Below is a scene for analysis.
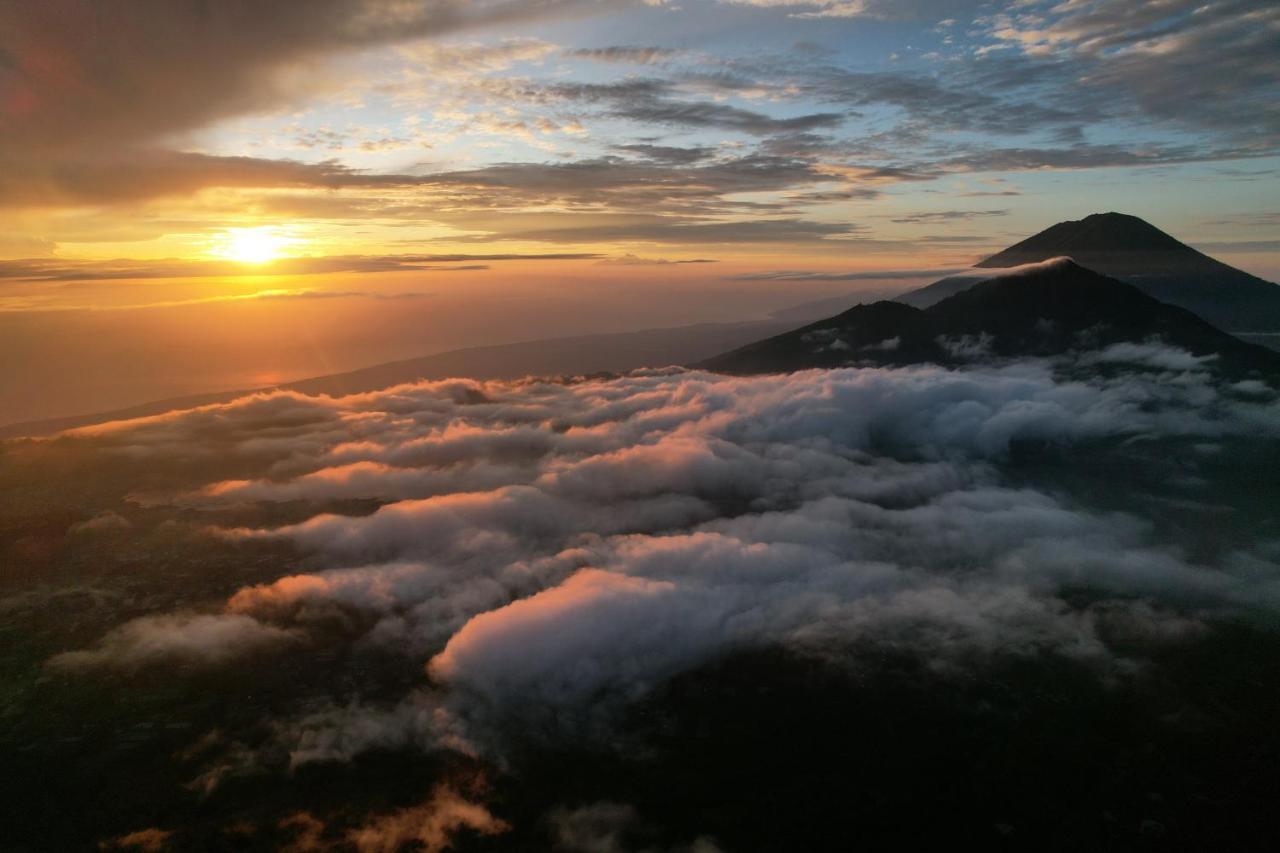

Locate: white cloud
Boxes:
[49,359,1280,761]
[48,613,299,672]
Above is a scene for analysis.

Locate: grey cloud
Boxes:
[1202,213,1280,228]
[612,144,719,165]
[889,210,1009,224]
[0,151,393,208]
[0,1,643,210]
[977,0,1280,144]
[551,802,639,853]
[807,68,1089,135]
[618,101,843,135]
[550,801,724,853]
[1196,240,1280,254]
[685,55,1094,139]
[407,153,832,220]
[568,46,681,64]
[0,0,607,158]
[733,267,964,282]
[548,79,846,135]
[957,190,1022,198]
[934,142,1262,174]
[446,216,860,244]
[786,188,882,203]
[718,0,990,22]
[48,613,300,672]
[757,131,847,158]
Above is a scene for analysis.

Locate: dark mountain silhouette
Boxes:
[898,212,1280,332]
[895,268,1005,309]
[698,258,1280,377]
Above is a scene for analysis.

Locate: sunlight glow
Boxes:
[216,227,293,264]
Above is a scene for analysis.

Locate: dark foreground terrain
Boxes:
[3,341,1280,850]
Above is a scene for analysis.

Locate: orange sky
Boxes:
[1,1,1276,421]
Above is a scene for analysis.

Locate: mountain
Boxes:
[0,317,816,439]
[698,258,1280,377]
[894,261,1054,310]
[899,212,1280,332]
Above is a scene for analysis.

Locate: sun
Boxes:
[217,227,292,264]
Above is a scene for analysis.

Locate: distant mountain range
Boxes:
[0,317,819,439]
[698,258,1280,378]
[901,212,1280,333]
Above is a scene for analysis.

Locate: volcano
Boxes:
[697,257,1280,377]
[898,212,1280,333]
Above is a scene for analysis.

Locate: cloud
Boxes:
[1203,213,1280,229]
[0,151,395,208]
[275,784,509,853]
[681,57,1092,140]
[392,152,838,223]
[716,0,873,20]
[0,253,602,283]
[785,188,882,203]
[99,827,173,852]
[0,235,56,259]
[718,0,989,20]
[550,802,724,853]
[977,0,1280,143]
[611,144,718,165]
[4,0,1273,257]
[596,254,718,265]
[0,1,631,208]
[546,79,847,135]
[428,568,689,706]
[732,267,963,281]
[4,5,1279,842]
[568,46,681,64]
[1195,240,1280,254]
[935,142,1258,174]
[345,784,509,853]
[890,210,1010,224]
[551,802,642,853]
[448,216,858,244]
[69,510,133,534]
[0,0,602,158]
[1082,341,1219,372]
[44,356,1280,765]
[48,613,300,671]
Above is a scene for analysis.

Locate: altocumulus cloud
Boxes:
[51,353,1280,761]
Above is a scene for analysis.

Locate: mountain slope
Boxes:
[699,258,1280,377]
[0,318,804,439]
[896,258,1071,309]
[957,212,1280,331]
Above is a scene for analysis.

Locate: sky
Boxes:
[1,0,1278,420]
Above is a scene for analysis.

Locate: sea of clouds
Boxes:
[48,349,1280,776]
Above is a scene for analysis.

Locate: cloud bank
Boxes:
[46,353,1280,768]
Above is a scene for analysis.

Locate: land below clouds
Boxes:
[3,349,1280,850]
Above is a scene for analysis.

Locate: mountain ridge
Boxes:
[699,259,1280,378]
[949,212,1280,331]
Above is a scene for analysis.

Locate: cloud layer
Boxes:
[47,353,1280,765]
[4,0,1275,259]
